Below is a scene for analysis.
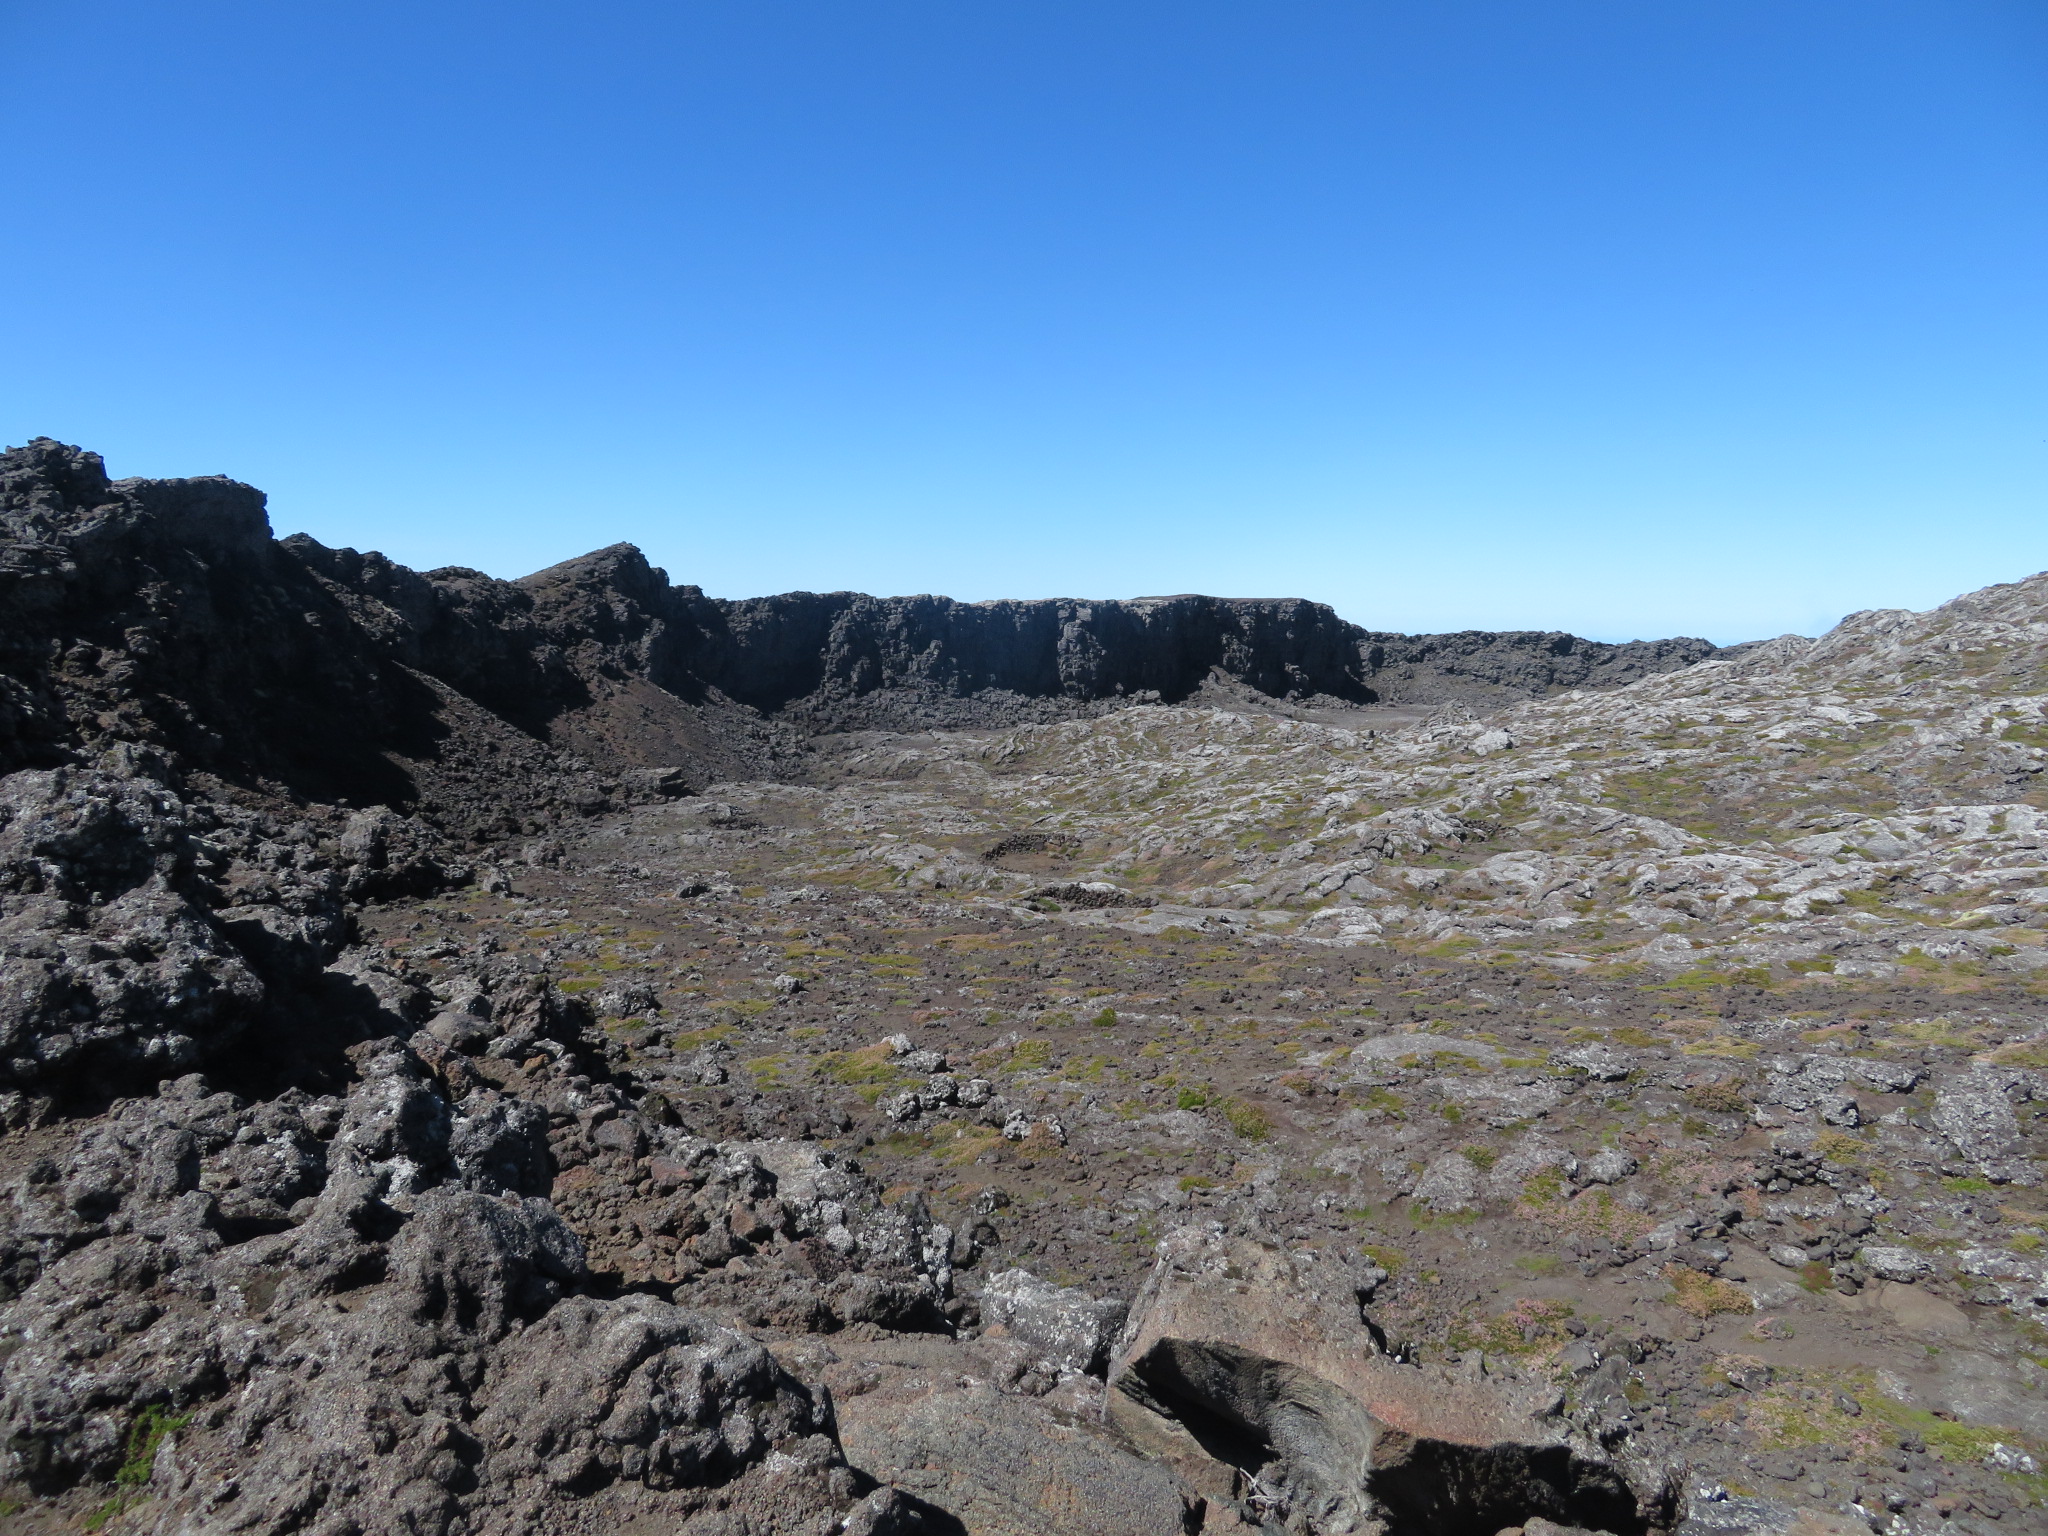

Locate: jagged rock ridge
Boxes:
[1,438,1715,828]
[690,582,1717,722]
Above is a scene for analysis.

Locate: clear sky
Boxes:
[4,2,2045,644]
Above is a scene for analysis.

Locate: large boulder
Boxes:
[976,1268,1128,1376]
[834,1372,1203,1536]
[1107,1227,1658,1536]
[469,1293,830,1493]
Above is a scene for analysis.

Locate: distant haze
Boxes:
[3,2,2044,645]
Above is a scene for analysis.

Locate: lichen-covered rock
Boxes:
[0,767,342,1092]
[976,1268,1128,1376]
[471,1294,827,1492]
[833,1375,1198,1536]
[1412,1150,1482,1212]
[1932,1067,2038,1186]
[1579,1149,1638,1186]
[0,1010,897,1534]
[387,1188,586,1339]
[1860,1245,1932,1284]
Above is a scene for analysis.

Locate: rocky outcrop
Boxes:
[675,589,1715,728]
[1107,1228,1666,1536]
[1349,628,1719,708]
[688,590,1373,716]
[0,1008,895,1534]
[0,762,372,1104]
[0,438,667,837]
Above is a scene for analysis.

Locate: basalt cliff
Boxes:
[1,437,1711,832]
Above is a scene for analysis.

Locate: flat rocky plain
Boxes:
[2,439,2045,1536]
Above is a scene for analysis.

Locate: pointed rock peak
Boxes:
[1,436,113,513]
[2,436,269,552]
[518,542,671,603]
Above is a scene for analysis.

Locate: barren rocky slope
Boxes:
[2,438,2045,1536]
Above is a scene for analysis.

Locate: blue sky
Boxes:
[4,2,2045,644]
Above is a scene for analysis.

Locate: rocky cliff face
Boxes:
[677,588,1717,729]
[0,439,638,835]
[685,589,1379,717]
[0,440,1716,824]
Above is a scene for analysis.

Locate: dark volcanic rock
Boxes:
[0,438,1800,1536]
[1351,626,1719,706]
[0,763,350,1100]
[1,438,1718,819]
[680,590,1716,725]
[0,1020,872,1533]
[0,437,1722,1101]
[0,438,627,832]
[690,590,1381,714]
